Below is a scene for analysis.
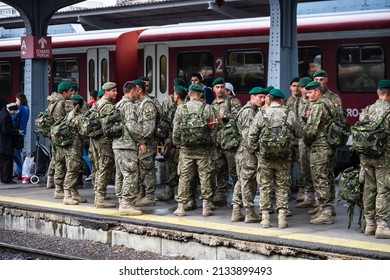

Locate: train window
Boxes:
[0,62,12,96]
[160,55,167,94]
[88,59,95,91]
[225,50,265,92]
[100,58,108,88]
[146,56,153,93]
[298,47,322,77]
[19,61,25,94]
[177,52,213,86]
[52,59,79,93]
[337,45,385,92]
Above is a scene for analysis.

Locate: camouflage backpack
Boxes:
[338,166,364,228]
[180,103,211,146]
[35,101,60,138]
[152,99,170,142]
[259,108,291,158]
[351,107,390,158]
[220,97,241,150]
[79,107,103,139]
[50,116,72,147]
[101,107,123,138]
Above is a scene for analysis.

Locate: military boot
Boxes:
[213,193,227,207]
[119,198,142,216]
[135,194,156,207]
[231,204,245,222]
[71,189,87,203]
[310,206,334,224]
[375,219,390,239]
[173,203,185,217]
[308,205,321,215]
[364,218,376,236]
[202,200,214,217]
[95,193,116,208]
[260,210,270,228]
[296,188,304,203]
[245,207,261,223]
[46,175,54,189]
[63,190,79,205]
[296,192,316,208]
[157,186,174,201]
[53,185,64,199]
[184,199,197,210]
[278,209,289,229]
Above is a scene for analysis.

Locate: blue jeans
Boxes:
[83,146,92,174]
[14,148,23,175]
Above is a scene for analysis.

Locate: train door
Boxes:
[144,44,169,103]
[87,48,109,95]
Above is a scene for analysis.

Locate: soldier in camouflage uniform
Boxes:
[248,89,302,228]
[295,77,317,208]
[358,80,390,239]
[133,79,158,207]
[55,95,88,205]
[158,84,187,201]
[303,81,335,224]
[211,78,241,206]
[172,84,217,217]
[51,82,74,199]
[90,82,117,208]
[113,81,142,216]
[313,70,343,209]
[285,77,304,199]
[231,87,266,223]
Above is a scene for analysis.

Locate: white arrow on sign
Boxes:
[38,37,47,48]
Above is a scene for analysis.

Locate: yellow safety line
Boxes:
[1,195,389,254]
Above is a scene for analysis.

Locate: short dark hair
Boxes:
[269,94,282,102]
[139,76,150,82]
[123,81,137,94]
[89,90,98,100]
[190,72,203,83]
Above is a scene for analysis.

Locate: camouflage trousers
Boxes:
[165,148,179,190]
[139,152,156,196]
[90,137,114,195]
[232,146,258,208]
[176,149,213,203]
[54,145,83,191]
[291,143,303,190]
[213,146,238,196]
[299,139,314,193]
[47,142,56,177]
[114,148,138,201]
[259,157,291,212]
[329,149,337,201]
[361,155,390,221]
[309,146,333,207]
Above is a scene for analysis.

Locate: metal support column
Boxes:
[267,0,298,97]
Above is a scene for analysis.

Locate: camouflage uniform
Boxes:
[90,96,115,198]
[136,95,157,201]
[303,97,335,209]
[112,96,140,202]
[211,95,241,204]
[359,99,390,226]
[173,99,217,204]
[232,101,259,208]
[248,105,302,213]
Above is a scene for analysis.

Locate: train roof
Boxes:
[138,10,390,44]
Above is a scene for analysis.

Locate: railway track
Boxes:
[0,242,85,260]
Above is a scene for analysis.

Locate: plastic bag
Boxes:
[22,156,35,184]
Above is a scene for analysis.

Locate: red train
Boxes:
[0,10,389,123]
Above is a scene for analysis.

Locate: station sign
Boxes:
[20,36,52,59]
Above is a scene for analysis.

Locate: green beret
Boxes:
[305,81,321,90]
[97,89,104,98]
[313,70,327,78]
[133,79,146,88]
[71,94,84,102]
[290,77,300,85]
[70,83,79,91]
[212,77,225,87]
[269,88,285,99]
[57,82,72,92]
[189,84,203,93]
[102,82,117,91]
[175,86,188,94]
[249,87,267,95]
[174,78,186,87]
[265,86,274,94]
[299,77,312,87]
[378,79,390,90]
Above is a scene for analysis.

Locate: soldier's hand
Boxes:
[139,144,147,155]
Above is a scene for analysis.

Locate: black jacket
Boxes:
[0,107,20,156]
[0,96,7,111]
